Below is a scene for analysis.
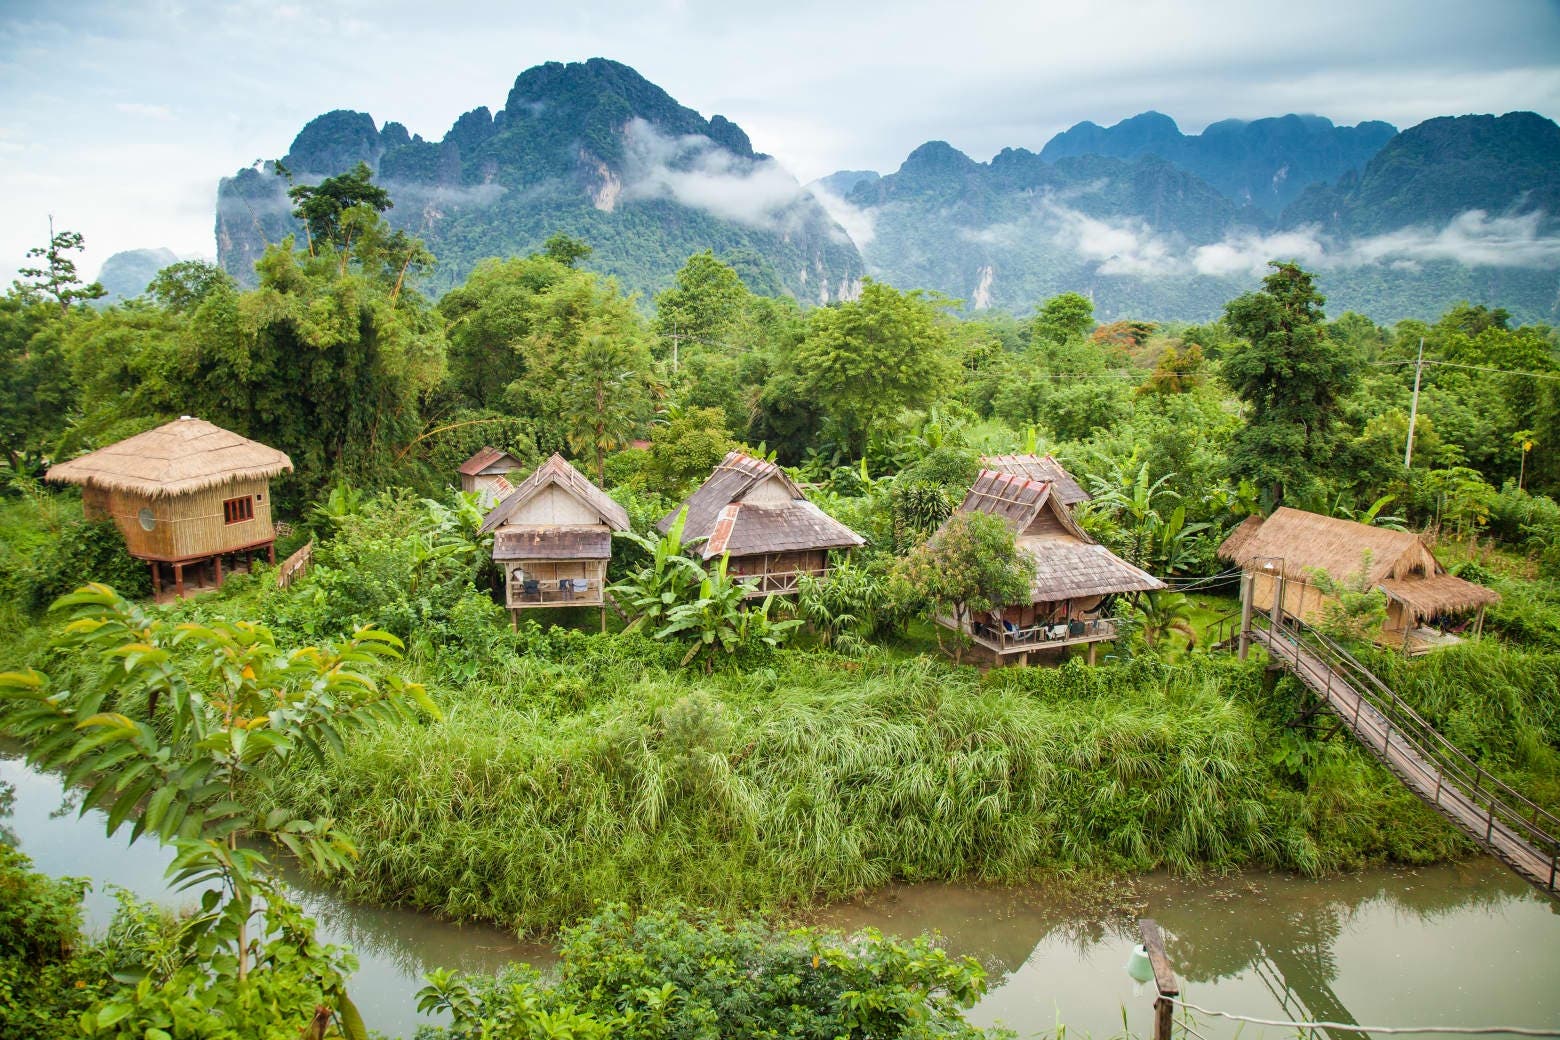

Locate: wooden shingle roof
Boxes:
[660,451,865,560]
[493,527,612,560]
[459,446,526,477]
[478,454,629,534]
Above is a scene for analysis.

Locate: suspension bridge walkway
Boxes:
[1243,612,1560,898]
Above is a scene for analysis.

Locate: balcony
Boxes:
[946,616,1119,655]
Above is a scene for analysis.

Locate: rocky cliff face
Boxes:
[215,59,865,301]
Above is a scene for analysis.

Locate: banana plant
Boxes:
[655,555,801,669]
[609,508,708,631]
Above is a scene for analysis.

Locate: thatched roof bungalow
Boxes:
[981,453,1091,508]
[46,416,293,599]
[1217,507,1500,653]
[657,451,864,597]
[937,468,1163,662]
[479,454,629,622]
[458,446,528,508]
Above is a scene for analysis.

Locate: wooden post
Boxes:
[267,543,276,565]
[1087,642,1097,666]
[1138,919,1179,1040]
[1237,571,1254,660]
[600,606,607,634]
[150,562,161,599]
[1474,605,1486,641]
[173,563,185,599]
[214,555,223,589]
[1268,568,1285,631]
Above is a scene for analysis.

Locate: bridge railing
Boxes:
[1253,611,1560,892]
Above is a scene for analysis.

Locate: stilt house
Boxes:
[981,453,1092,509]
[937,468,1163,663]
[45,416,293,600]
[1217,507,1500,654]
[658,451,864,597]
[458,447,528,508]
[478,454,629,620]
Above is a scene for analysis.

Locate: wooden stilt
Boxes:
[150,562,161,598]
[267,543,276,565]
[1237,571,1254,660]
[1474,605,1486,641]
[600,606,607,634]
[173,564,185,599]
[214,556,223,588]
[511,609,518,632]
[1017,651,1028,667]
[1087,642,1097,666]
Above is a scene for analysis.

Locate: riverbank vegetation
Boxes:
[2,173,1559,1036]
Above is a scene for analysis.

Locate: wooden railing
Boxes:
[275,540,314,590]
[732,567,829,597]
[955,617,1117,653]
[1252,612,1560,896]
[509,578,605,607]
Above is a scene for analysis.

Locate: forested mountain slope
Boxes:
[216,58,864,301]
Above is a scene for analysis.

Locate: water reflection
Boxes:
[7,745,1559,1040]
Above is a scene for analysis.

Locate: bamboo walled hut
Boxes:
[658,451,865,597]
[46,417,293,599]
[981,453,1092,509]
[458,447,528,508]
[1217,507,1500,653]
[478,454,629,623]
[937,468,1163,663]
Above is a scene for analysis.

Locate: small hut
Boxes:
[458,447,527,508]
[937,468,1163,663]
[658,451,864,597]
[478,454,629,624]
[46,416,293,599]
[981,453,1091,509]
[1217,507,1500,653]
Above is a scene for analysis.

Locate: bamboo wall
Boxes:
[98,477,277,561]
[504,559,608,607]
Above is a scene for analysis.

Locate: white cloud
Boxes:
[620,117,810,231]
[805,181,875,247]
[1047,203,1184,277]
[1190,228,1328,277]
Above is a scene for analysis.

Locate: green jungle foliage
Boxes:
[2,194,1560,1036]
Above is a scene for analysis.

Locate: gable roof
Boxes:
[46,417,292,498]
[659,451,864,559]
[1216,507,1498,618]
[950,468,1163,601]
[478,454,629,534]
[981,454,1091,506]
[459,446,527,477]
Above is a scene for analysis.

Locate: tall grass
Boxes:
[261,649,1465,935]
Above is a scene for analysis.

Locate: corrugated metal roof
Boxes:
[459,446,525,477]
[982,454,1091,506]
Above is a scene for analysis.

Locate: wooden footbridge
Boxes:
[1239,610,1560,898]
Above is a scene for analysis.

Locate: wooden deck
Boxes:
[948,617,1117,656]
[1250,620,1560,897]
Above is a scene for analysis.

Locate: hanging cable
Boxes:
[1169,996,1560,1037]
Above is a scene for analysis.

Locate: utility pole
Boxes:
[1404,336,1425,468]
[671,321,680,375]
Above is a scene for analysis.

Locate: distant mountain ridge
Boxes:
[93,247,178,306]
[1039,111,1396,215]
[829,110,1560,323]
[216,58,864,301]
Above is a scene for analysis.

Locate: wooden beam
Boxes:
[1138,918,1178,1040]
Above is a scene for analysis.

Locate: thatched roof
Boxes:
[493,527,612,561]
[952,468,1164,602]
[982,454,1091,506]
[1380,573,1500,618]
[479,454,629,534]
[660,451,864,560]
[46,417,292,498]
[459,446,526,477]
[1217,507,1499,619]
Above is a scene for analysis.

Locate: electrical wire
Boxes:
[1169,997,1560,1037]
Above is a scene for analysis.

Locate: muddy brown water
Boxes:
[5,754,1558,1038]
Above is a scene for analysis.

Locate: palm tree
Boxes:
[561,331,650,482]
[1139,591,1198,654]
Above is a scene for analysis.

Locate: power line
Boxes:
[1170,997,1560,1037]
[1367,358,1560,383]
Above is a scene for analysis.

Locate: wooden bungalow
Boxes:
[477,453,629,624]
[458,446,528,508]
[1217,507,1500,654]
[657,451,865,597]
[936,468,1163,663]
[46,416,293,600]
[981,453,1092,509]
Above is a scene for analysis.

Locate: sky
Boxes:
[1,0,1558,279]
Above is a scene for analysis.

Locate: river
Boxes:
[4,753,1558,1038]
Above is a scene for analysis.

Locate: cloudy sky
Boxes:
[1,0,1558,278]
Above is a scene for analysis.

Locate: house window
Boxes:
[223,496,254,525]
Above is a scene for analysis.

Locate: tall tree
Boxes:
[1222,261,1355,507]
[1031,291,1094,347]
[12,219,104,316]
[889,511,1032,664]
[284,161,392,256]
[560,331,654,482]
[790,280,955,458]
